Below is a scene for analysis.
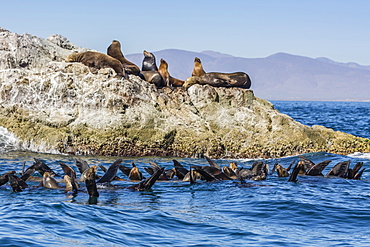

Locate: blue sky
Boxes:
[1,0,370,64]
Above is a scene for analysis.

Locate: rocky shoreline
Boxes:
[1,28,369,158]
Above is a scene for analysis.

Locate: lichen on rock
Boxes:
[1,28,370,158]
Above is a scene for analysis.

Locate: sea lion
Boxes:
[184,57,251,89]
[7,174,25,192]
[142,50,159,71]
[297,155,315,175]
[346,162,363,179]
[172,159,189,180]
[326,160,350,178]
[66,51,127,79]
[158,59,184,87]
[191,57,206,76]
[83,166,99,198]
[64,175,78,193]
[42,172,60,189]
[0,171,15,186]
[145,161,170,181]
[127,167,164,191]
[128,163,143,181]
[107,40,140,75]
[184,72,251,89]
[222,166,237,179]
[139,50,164,87]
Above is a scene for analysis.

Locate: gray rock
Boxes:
[0,28,369,157]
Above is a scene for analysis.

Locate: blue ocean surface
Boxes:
[0,101,370,246]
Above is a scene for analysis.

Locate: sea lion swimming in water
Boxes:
[127,167,165,191]
[66,51,128,79]
[128,163,143,181]
[107,40,140,76]
[83,166,99,198]
[326,160,350,178]
[42,172,60,189]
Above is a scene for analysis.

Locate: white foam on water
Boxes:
[347,152,370,160]
[0,126,20,153]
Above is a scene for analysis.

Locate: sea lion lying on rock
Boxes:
[184,57,251,89]
[66,51,127,79]
[107,40,140,76]
[183,72,251,89]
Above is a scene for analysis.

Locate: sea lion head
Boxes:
[276,164,288,177]
[159,59,168,69]
[229,162,238,171]
[183,76,199,89]
[66,53,79,62]
[129,165,143,181]
[194,57,202,64]
[111,40,121,48]
[143,50,155,59]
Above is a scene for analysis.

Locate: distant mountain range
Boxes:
[126,50,370,101]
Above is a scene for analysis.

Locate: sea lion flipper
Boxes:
[306,160,331,176]
[326,160,350,177]
[203,155,220,169]
[128,167,164,191]
[119,164,131,177]
[354,168,366,180]
[75,158,90,175]
[288,163,303,182]
[34,158,58,177]
[191,166,216,182]
[7,174,23,192]
[20,164,37,181]
[59,162,77,179]
[96,158,123,183]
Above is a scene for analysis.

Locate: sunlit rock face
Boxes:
[0,28,369,158]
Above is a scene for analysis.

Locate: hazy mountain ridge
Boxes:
[126,50,370,101]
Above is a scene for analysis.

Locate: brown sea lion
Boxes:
[185,57,251,89]
[127,167,164,191]
[128,163,143,181]
[191,57,206,76]
[66,51,127,79]
[83,166,99,199]
[107,40,140,75]
[184,72,251,89]
[158,59,184,87]
[139,50,164,87]
[42,172,60,189]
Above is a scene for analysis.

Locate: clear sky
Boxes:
[1,0,370,64]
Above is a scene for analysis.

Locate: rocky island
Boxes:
[0,28,369,158]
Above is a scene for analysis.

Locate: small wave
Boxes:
[0,126,20,153]
[347,152,370,160]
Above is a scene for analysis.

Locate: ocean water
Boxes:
[0,101,370,246]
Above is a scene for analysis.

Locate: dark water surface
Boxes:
[1,101,370,246]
